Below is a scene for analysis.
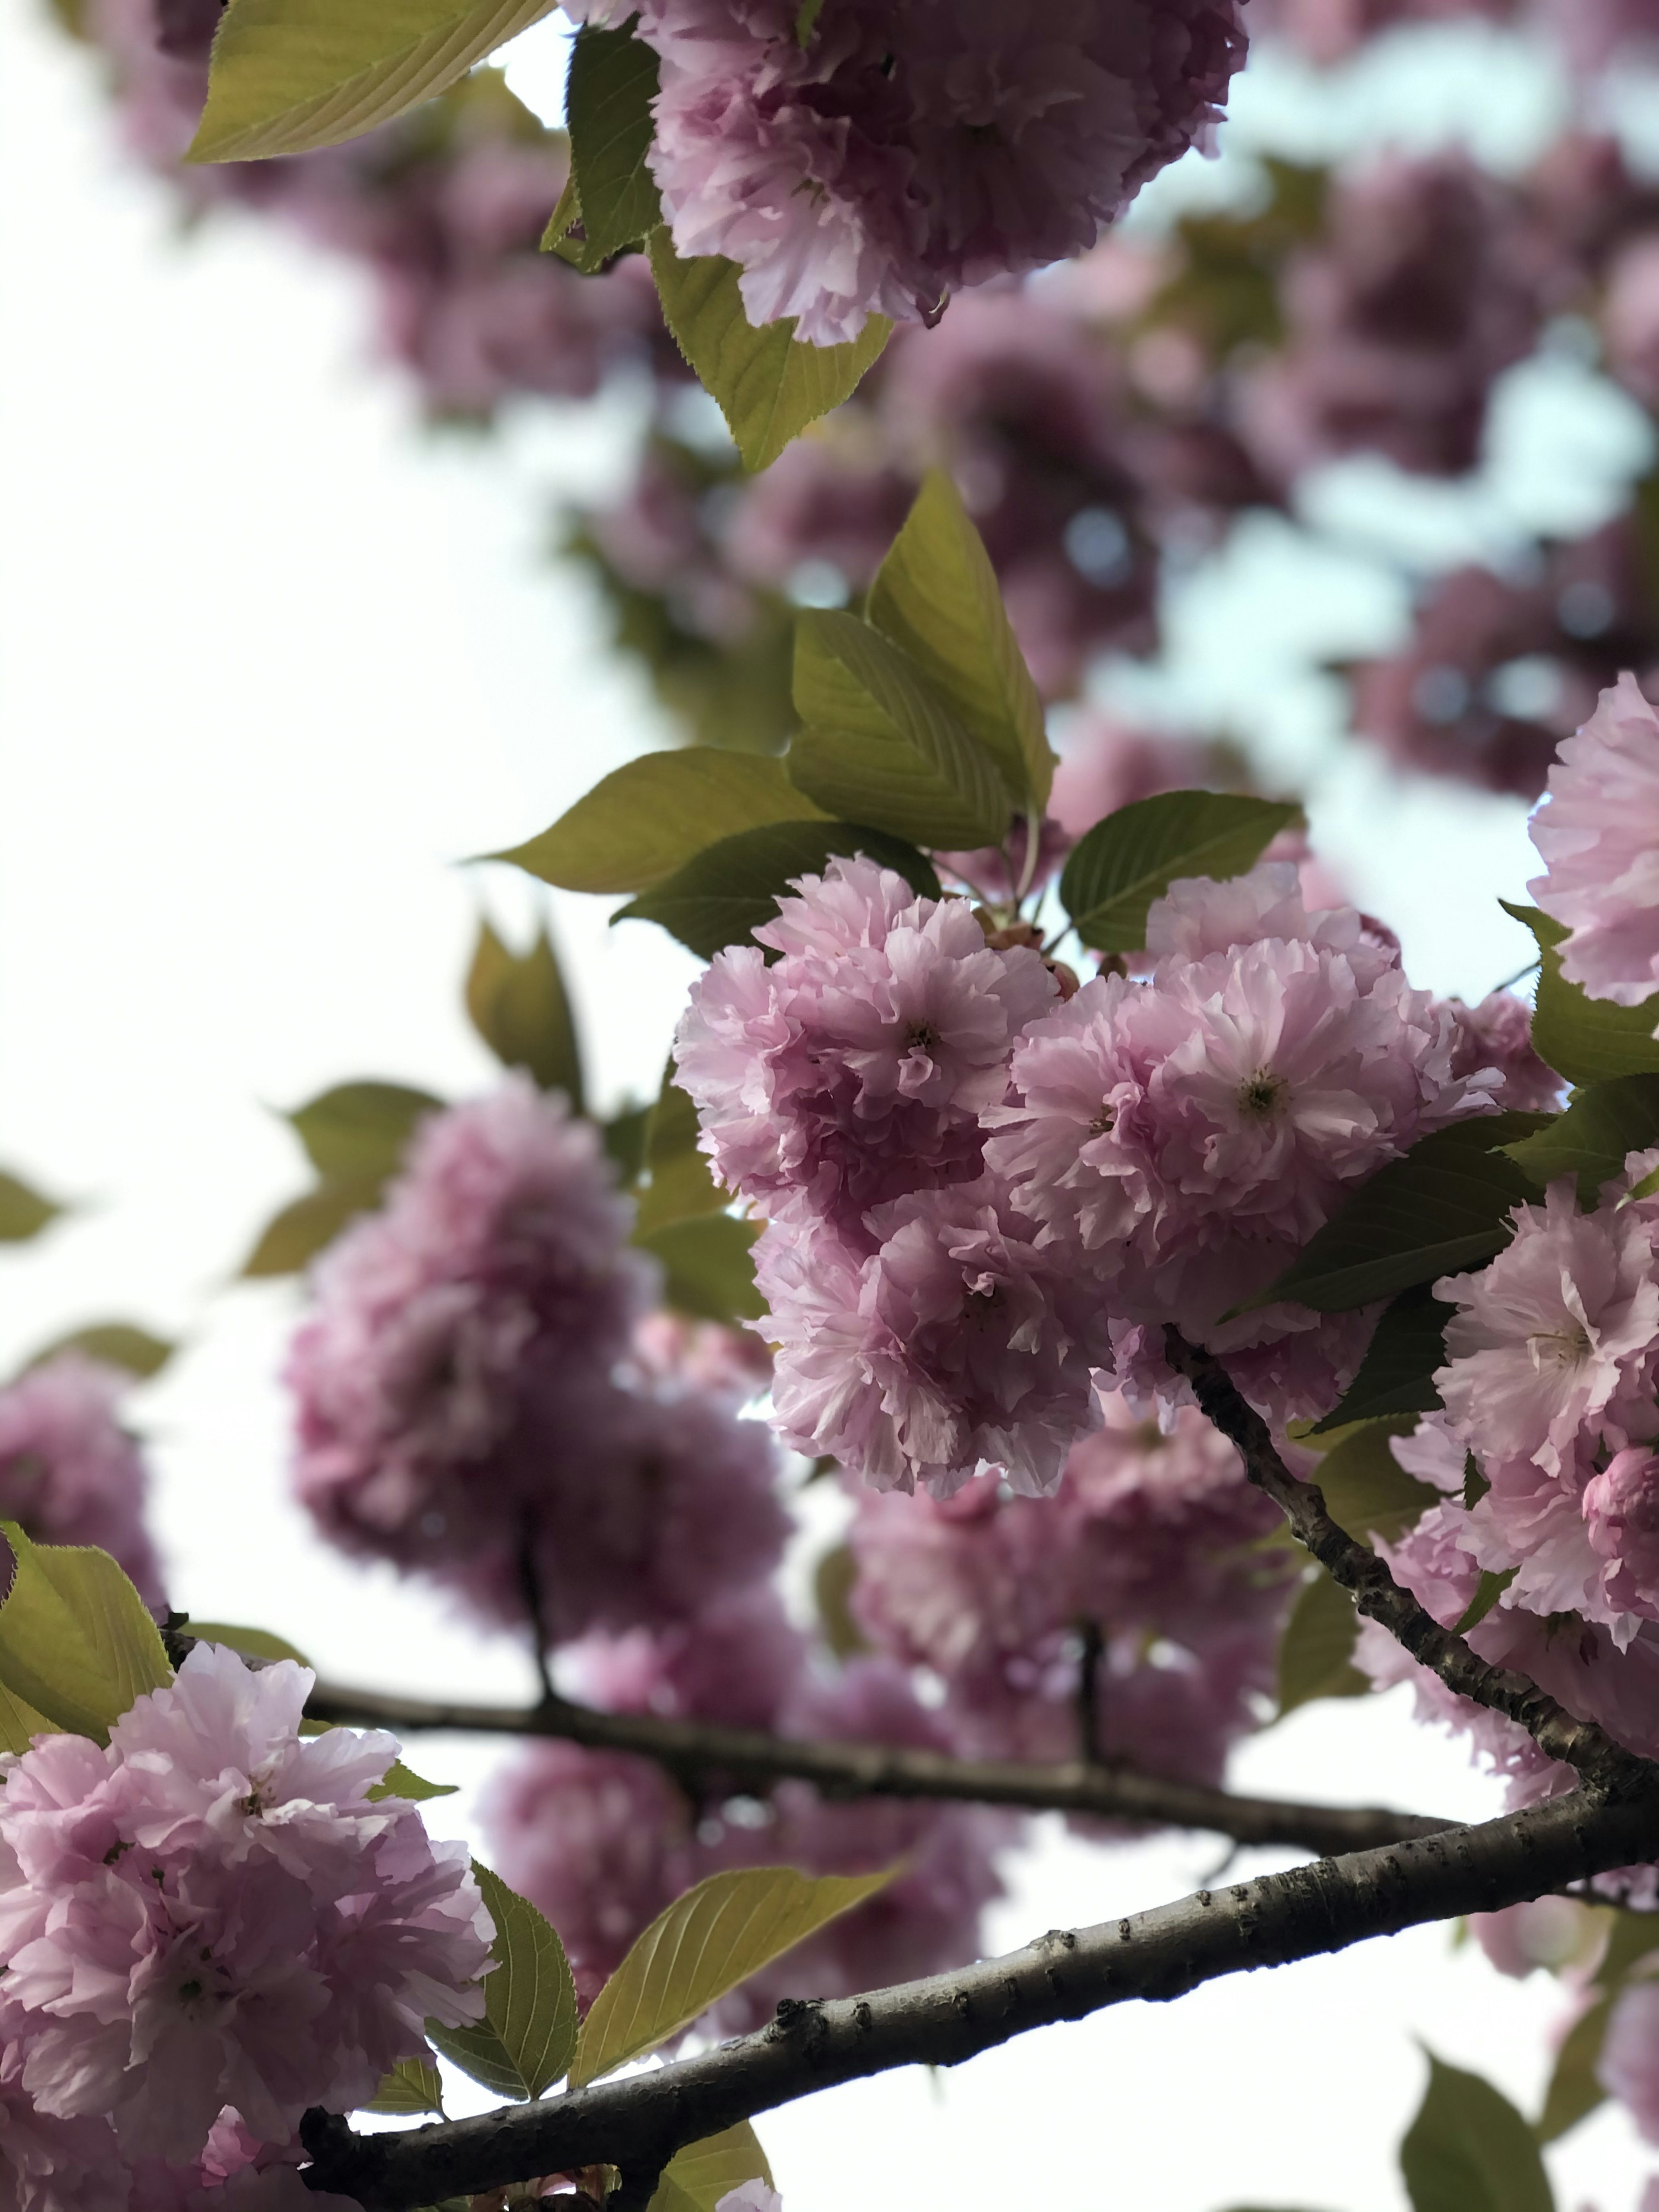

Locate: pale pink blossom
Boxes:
[1586,1447,1659,1625]
[676,858,1054,1247]
[1435,1184,1659,1481]
[0,2031,128,2212]
[637,0,1249,346]
[1469,1896,1603,1980]
[716,2188,783,2212]
[0,1352,165,1607]
[1529,674,1659,1008]
[758,1183,1110,1498]
[1602,1982,1659,2144]
[0,1643,491,2168]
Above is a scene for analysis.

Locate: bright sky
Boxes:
[1,6,1656,2205]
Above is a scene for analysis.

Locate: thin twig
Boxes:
[304,1678,1449,1856]
[302,1780,1659,2210]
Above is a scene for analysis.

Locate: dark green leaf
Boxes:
[615,818,940,960]
[1245,1113,1552,1314]
[23,1323,175,1380]
[651,2121,774,2212]
[489,751,829,895]
[636,1062,724,1236]
[865,469,1052,811]
[1275,1570,1367,1717]
[363,2056,445,2117]
[1308,1287,1450,1434]
[1452,1568,1517,1635]
[1501,1074,1659,1202]
[0,1170,61,1243]
[1501,903,1659,1086]
[1400,2053,1554,2212]
[287,1081,443,1178]
[788,610,1011,849]
[1535,1993,1611,2144]
[1058,791,1304,953]
[465,920,584,1108]
[426,1863,579,2101]
[636,1214,763,1325]
[240,1174,387,1278]
[1309,1422,1441,1543]
[188,0,557,161]
[0,1525,172,1744]
[603,1101,652,1186]
[648,230,891,472]
[557,23,660,264]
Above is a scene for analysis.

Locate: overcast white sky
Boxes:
[2,6,1657,2206]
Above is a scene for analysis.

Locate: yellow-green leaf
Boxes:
[570,1863,894,2087]
[1401,2053,1554,2212]
[1308,1423,1440,1544]
[466,919,584,1109]
[866,470,1052,811]
[636,1214,763,1325]
[650,2122,774,2212]
[559,22,660,264]
[184,1621,311,1666]
[492,752,828,896]
[1535,1994,1611,2144]
[426,1864,579,2101]
[188,0,559,163]
[1059,791,1303,954]
[287,1082,443,1178]
[23,1322,175,1380]
[635,1062,725,1236]
[0,1170,61,1243]
[0,1677,63,1755]
[368,1759,459,1804]
[648,230,890,472]
[363,2055,445,2117]
[0,1526,172,1743]
[1276,1570,1367,1718]
[240,1175,388,1278]
[1500,902,1659,1087]
[788,611,1011,850]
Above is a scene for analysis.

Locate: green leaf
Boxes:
[0,1678,63,1755]
[188,0,557,162]
[287,1081,443,1178]
[813,1543,868,1661]
[22,1322,175,1380]
[1501,903,1659,1086]
[1501,1074,1659,1202]
[1400,2053,1554,2212]
[570,1863,894,2087]
[362,2056,445,2117]
[603,1100,653,1187]
[865,470,1052,811]
[637,1214,763,1325]
[0,1526,172,1743]
[557,23,660,265]
[636,1062,724,1236]
[466,920,584,1109]
[369,1759,459,1804]
[0,1169,61,1243]
[1308,1287,1451,1434]
[1535,1993,1611,2144]
[184,1621,311,1665]
[793,0,825,41]
[490,751,830,896]
[650,2122,774,2212]
[1275,1570,1367,1717]
[241,1174,387,1278]
[1309,1421,1441,1543]
[493,747,832,893]
[426,1863,580,2102]
[788,610,1011,849]
[1246,1113,1552,1315]
[648,230,892,472]
[615,818,940,960]
[1452,1567,1517,1636]
[1058,791,1304,953]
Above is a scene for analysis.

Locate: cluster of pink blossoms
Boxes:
[0,1352,165,1609]
[682,853,1526,1492]
[570,0,1247,344]
[0,1642,490,2212]
[287,1077,789,1647]
[848,1390,1297,1792]
[1529,673,1659,1012]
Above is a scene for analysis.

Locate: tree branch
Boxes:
[303,1780,1659,2210]
[1163,1329,1649,1788]
[304,1678,1448,1856]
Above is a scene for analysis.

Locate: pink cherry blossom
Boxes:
[636,0,1249,346]
[0,1351,165,1608]
[1434,1183,1659,1482]
[758,1182,1110,1499]
[1602,1981,1659,2144]
[1529,673,1659,1008]
[717,2189,783,2212]
[1445,991,1562,1114]
[1468,1896,1601,1980]
[677,858,1055,1248]
[1586,1448,1659,1624]
[0,1643,490,2170]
